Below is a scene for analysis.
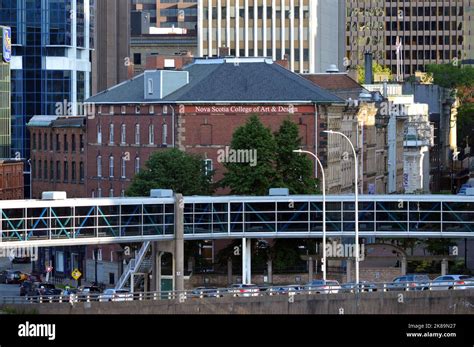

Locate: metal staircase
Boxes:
[116,241,152,290]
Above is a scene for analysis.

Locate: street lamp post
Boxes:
[324,130,360,285]
[293,149,326,281]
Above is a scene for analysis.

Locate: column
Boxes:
[441,259,448,276]
[401,256,407,275]
[308,256,313,282]
[151,242,163,292]
[242,238,252,284]
[280,0,285,59]
[198,0,204,56]
[308,0,317,73]
[174,194,184,291]
[267,258,273,284]
[298,0,303,72]
[227,257,233,285]
[253,0,258,56]
[244,0,249,56]
[346,259,352,283]
[289,0,294,70]
[271,0,276,60]
[226,0,231,48]
[217,0,222,49]
[208,0,213,56]
[235,0,240,56]
[263,0,267,56]
[130,273,134,294]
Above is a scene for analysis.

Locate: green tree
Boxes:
[424,239,457,256]
[126,149,214,196]
[274,118,319,194]
[426,64,474,90]
[357,62,392,84]
[220,115,277,195]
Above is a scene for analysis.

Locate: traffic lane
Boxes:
[0,283,20,297]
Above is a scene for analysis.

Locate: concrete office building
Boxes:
[464,0,474,64]
[198,0,346,73]
[131,0,198,30]
[346,0,472,77]
[92,0,131,95]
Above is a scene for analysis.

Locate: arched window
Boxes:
[109,155,114,178]
[135,124,140,145]
[134,157,140,174]
[148,124,154,145]
[97,155,102,177]
[121,156,127,178]
[121,124,126,144]
[97,124,102,144]
[109,123,114,144]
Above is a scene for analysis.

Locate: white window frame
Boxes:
[109,156,114,178]
[109,123,114,144]
[97,124,102,144]
[135,124,140,145]
[135,157,140,174]
[121,157,126,178]
[97,155,102,177]
[149,124,154,145]
[121,124,126,145]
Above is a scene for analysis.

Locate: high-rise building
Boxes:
[131,0,198,31]
[0,0,93,163]
[92,0,131,94]
[0,25,11,158]
[464,0,474,64]
[198,0,346,73]
[346,0,472,77]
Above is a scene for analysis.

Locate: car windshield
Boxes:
[310,281,325,285]
[104,289,115,294]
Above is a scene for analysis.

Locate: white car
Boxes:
[99,289,134,302]
[229,284,260,297]
[306,280,341,294]
[430,275,474,291]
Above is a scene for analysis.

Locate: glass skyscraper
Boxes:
[0,25,11,159]
[0,0,93,161]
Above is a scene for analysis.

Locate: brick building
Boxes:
[27,116,87,199]
[0,160,24,200]
[85,57,358,197]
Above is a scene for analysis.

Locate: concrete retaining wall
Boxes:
[2,290,473,315]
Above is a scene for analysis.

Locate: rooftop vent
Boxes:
[269,188,290,196]
[326,64,339,73]
[42,191,67,200]
[150,189,174,198]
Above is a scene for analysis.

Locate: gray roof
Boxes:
[86,59,344,104]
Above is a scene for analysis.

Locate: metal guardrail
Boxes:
[2,281,474,305]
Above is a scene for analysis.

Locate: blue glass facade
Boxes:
[0,0,91,197]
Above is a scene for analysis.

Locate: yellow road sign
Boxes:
[71,269,82,280]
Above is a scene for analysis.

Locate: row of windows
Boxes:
[97,123,167,146]
[386,49,461,61]
[385,6,463,17]
[384,35,463,46]
[32,160,84,183]
[96,155,141,179]
[384,21,463,32]
[32,132,84,152]
[92,188,126,198]
[96,105,156,115]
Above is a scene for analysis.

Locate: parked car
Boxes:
[99,289,133,302]
[77,286,103,301]
[11,257,31,264]
[340,281,378,293]
[19,281,36,296]
[0,270,22,284]
[229,284,260,297]
[386,274,431,291]
[268,285,305,296]
[430,275,474,291]
[25,283,62,302]
[306,280,341,294]
[191,287,221,298]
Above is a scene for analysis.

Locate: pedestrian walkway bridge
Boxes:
[0,194,473,247]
